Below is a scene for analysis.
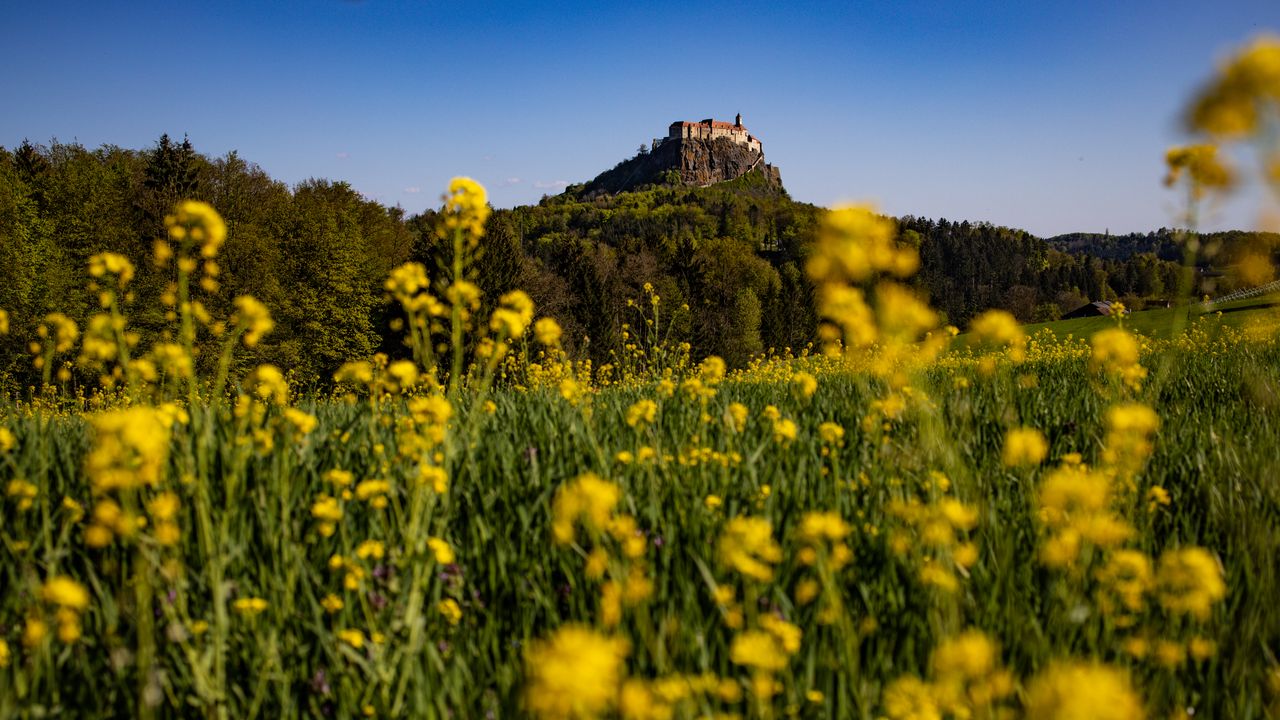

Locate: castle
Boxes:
[660,114,763,154]
[584,113,780,195]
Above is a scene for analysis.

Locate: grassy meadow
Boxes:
[2,34,1280,720]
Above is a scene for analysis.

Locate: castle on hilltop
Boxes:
[660,114,763,154]
[585,113,780,195]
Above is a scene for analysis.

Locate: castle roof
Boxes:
[669,119,747,131]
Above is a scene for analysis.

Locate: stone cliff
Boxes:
[581,136,782,196]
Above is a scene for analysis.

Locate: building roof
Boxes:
[669,119,747,131]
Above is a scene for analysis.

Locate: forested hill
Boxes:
[1048,229,1280,263]
[0,137,1242,386]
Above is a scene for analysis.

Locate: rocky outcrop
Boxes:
[582,137,782,196]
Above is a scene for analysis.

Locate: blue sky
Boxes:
[2,0,1276,236]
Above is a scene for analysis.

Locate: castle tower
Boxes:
[735,113,742,127]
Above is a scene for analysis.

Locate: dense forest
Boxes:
[0,137,1262,387]
[1049,229,1280,265]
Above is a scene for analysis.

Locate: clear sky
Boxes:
[2,0,1277,237]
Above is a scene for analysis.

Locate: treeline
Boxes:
[0,137,1225,387]
[1049,229,1280,265]
[0,137,414,387]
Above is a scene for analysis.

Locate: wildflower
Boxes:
[882,676,940,720]
[772,418,798,445]
[418,464,448,493]
[718,516,783,582]
[0,638,8,667]
[1002,427,1048,467]
[818,421,845,445]
[337,629,365,649]
[85,407,171,493]
[321,594,344,614]
[730,629,789,672]
[0,427,13,453]
[6,478,37,511]
[704,494,723,510]
[534,317,563,346]
[1164,144,1235,196]
[1187,36,1280,137]
[88,251,136,287]
[1096,550,1154,619]
[0,308,7,335]
[552,473,621,545]
[523,625,628,720]
[42,576,90,611]
[699,356,726,384]
[232,597,269,617]
[1156,547,1226,621]
[1023,661,1144,720]
[311,496,343,537]
[427,536,455,564]
[1091,327,1146,389]
[440,177,491,243]
[625,399,658,428]
[969,309,1027,359]
[167,200,227,257]
[245,364,289,405]
[232,295,274,346]
[726,402,749,431]
[283,408,318,436]
[491,290,535,339]
[438,598,463,625]
[355,539,385,560]
[790,371,817,400]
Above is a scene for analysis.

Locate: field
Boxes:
[1,188,1279,720]
[3,37,1280,720]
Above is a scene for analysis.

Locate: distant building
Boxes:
[665,113,763,154]
[1062,300,1123,319]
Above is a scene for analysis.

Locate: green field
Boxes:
[1020,293,1280,341]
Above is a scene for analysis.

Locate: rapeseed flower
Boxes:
[718,516,782,582]
[1002,427,1048,467]
[523,625,628,720]
[1156,547,1226,621]
[1023,661,1145,720]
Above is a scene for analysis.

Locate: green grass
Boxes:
[1022,293,1280,340]
[2,329,1279,718]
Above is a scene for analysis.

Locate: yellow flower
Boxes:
[337,629,365,649]
[625,399,658,428]
[523,625,628,720]
[1187,36,1280,138]
[232,597,269,617]
[321,594,344,614]
[88,252,136,286]
[790,371,818,400]
[440,177,491,243]
[1002,427,1048,467]
[232,295,274,346]
[534,317,563,346]
[355,539,385,560]
[718,516,782,582]
[0,638,9,667]
[969,309,1026,357]
[0,427,13,453]
[726,402,749,431]
[699,356,727,384]
[1164,144,1235,196]
[772,418,798,445]
[42,576,90,611]
[437,598,463,626]
[85,407,171,493]
[167,200,227,257]
[1024,661,1145,720]
[283,408,318,436]
[1156,547,1226,621]
[427,536,456,564]
[1091,327,1146,389]
[931,630,996,681]
[818,421,845,445]
[882,675,940,720]
[0,308,8,335]
[491,290,535,339]
[245,364,289,405]
[729,629,789,672]
[552,473,621,545]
